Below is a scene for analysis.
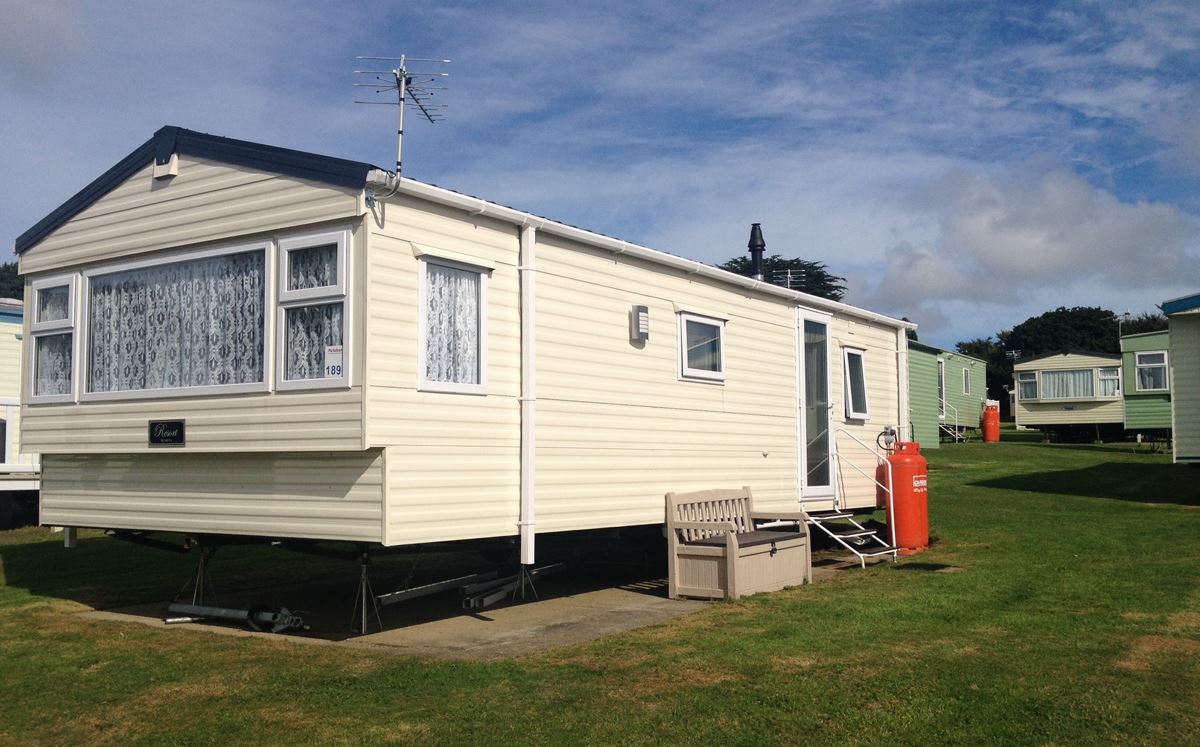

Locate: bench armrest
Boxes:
[672,520,738,534]
[750,510,808,522]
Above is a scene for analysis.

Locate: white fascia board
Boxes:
[366,171,917,332]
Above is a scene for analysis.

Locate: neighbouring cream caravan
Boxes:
[1012,350,1123,437]
[0,298,40,518]
[16,127,913,562]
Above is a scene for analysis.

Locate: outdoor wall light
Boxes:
[630,305,649,343]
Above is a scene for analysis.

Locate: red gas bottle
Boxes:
[982,400,1000,443]
[874,441,929,554]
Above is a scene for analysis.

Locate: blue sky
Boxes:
[2,0,1198,347]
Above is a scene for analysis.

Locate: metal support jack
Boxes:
[350,552,383,635]
[175,542,218,606]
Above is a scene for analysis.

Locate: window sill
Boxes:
[418,380,488,396]
[276,377,352,393]
[79,381,271,403]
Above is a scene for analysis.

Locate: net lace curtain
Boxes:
[425,264,479,384]
[87,252,265,392]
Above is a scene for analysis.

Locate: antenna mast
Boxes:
[354,55,451,175]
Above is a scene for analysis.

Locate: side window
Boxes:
[1135,352,1168,391]
[419,257,488,394]
[30,275,77,402]
[1016,371,1037,400]
[278,229,350,389]
[937,359,945,417]
[843,347,869,419]
[678,313,725,382]
[963,367,970,396]
[1098,367,1120,397]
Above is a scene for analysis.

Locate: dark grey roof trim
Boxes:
[16,126,380,254]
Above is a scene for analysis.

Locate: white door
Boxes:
[799,312,835,501]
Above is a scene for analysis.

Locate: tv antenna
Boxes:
[354,55,451,175]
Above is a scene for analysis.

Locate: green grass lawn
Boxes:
[1,440,1198,745]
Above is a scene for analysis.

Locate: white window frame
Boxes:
[962,367,971,396]
[677,312,726,383]
[79,240,274,402]
[417,255,489,395]
[842,346,870,420]
[276,227,353,392]
[1134,351,1169,392]
[28,273,80,404]
[1016,371,1038,401]
[937,359,945,419]
[1098,366,1121,398]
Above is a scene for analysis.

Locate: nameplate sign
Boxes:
[148,420,186,446]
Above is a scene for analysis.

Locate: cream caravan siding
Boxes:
[40,450,384,542]
[366,195,522,546]
[22,389,364,453]
[1013,353,1123,426]
[18,154,361,275]
[533,234,796,532]
[0,319,21,394]
[829,317,902,509]
[1169,314,1200,461]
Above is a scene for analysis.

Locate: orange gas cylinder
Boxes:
[982,400,1000,443]
[876,442,928,554]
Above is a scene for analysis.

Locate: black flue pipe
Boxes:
[748,223,766,281]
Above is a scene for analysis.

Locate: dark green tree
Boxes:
[1005,306,1120,359]
[719,255,846,302]
[901,317,918,341]
[0,263,20,300]
[1119,312,1168,336]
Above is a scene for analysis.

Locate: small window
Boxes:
[843,348,869,419]
[29,275,78,402]
[937,359,945,418]
[1135,352,1168,392]
[962,367,971,396]
[678,313,725,382]
[277,229,350,390]
[1017,371,1037,400]
[420,257,488,394]
[1098,367,1120,397]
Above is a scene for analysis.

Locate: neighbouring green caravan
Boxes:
[907,341,987,448]
[1120,329,1171,437]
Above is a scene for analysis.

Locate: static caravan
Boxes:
[16,126,913,573]
[0,299,40,525]
[1162,293,1200,464]
[907,341,985,447]
[1119,329,1171,438]
[1012,351,1123,439]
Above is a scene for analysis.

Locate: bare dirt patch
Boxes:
[1115,635,1200,672]
[1167,612,1200,633]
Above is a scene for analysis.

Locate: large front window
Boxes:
[1041,369,1093,399]
[87,250,266,393]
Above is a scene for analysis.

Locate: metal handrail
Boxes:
[831,427,896,548]
[940,400,960,441]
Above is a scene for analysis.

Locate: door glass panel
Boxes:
[803,320,830,489]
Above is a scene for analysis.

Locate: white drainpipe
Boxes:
[896,327,911,441]
[518,224,538,564]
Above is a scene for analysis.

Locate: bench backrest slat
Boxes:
[665,486,755,542]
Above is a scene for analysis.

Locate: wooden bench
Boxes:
[665,486,811,600]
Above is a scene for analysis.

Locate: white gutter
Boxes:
[366,171,917,332]
[518,224,538,565]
